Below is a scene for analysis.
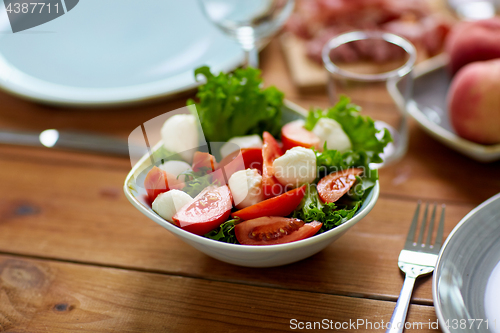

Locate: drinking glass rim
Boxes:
[322,31,417,82]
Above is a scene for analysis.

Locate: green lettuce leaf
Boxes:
[305,95,392,165]
[187,66,284,142]
[292,185,362,233]
[204,219,239,244]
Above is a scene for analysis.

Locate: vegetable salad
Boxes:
[143,66,391,245]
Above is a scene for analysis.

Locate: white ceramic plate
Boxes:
[123,101,379,267]
[0,0,243,106]
[433,192,500,333]
[390,54,500,162]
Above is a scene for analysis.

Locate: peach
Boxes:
[446,18,500,75]
[448,59,500,145]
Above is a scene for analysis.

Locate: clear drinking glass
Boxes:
[322,31,416,168]
[198,0,295,68]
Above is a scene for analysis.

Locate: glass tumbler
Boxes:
[322,31,416,167]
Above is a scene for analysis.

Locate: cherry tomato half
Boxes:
[317,168,363,203]
[231,185,306,220]
[173,185,232,235]
[281,120,320,151]
[144,166,185,203]
[235,217,322,245]
[218,148,264,181]
[262,132,284,198]
[192,152,217,172]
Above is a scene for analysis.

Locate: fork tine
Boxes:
[425,203,437,246]
[393,203,444,333]
[406,201,421,244]
[433,204,446,249]
[416,203,429,245]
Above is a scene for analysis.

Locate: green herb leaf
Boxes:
[187,66,284,142]
[204,219,239,244]
[304,108,324,131]
[292,185,362,233]
[348,175,377,201]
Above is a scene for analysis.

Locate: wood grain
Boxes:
[0,158,473,305]
[0,255,440,332]
[0,35,496,333]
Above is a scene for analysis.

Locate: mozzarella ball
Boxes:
[161,114,201,163]
[228,169,265,209]
[159,160,192,182]
[152,190,193,223]
[273,147,316,188]
[220,135,263,159]
[312,118,352,152]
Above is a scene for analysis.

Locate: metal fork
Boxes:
[386,202,445,333]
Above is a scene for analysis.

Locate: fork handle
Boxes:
[386,275,416,333]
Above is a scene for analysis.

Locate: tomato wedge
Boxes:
[192,152,217,172]
[240,148,264,171]
[231,185,306,220]
[235,217,322,245]
[317,168,363,203]
[281,120,320,151]
[144,166,185,203]
[218,148,264,181]
[262,132,284,198]
[173,185,232,235]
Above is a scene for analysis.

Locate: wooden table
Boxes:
[1,39,499,333]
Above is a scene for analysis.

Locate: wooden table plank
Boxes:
[379,124,500,206]
[0,255,440,332]
[0,158,473,304]
[0,145,131,171]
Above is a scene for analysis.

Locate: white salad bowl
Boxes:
[123,102,380,267]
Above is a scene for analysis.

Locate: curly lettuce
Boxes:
[187,66,284,143]
[291,96,389,231]
[305,95,392,165]
[292,185,361,234]
[204,219,239,244]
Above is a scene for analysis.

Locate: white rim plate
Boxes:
[0,0,244,106]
